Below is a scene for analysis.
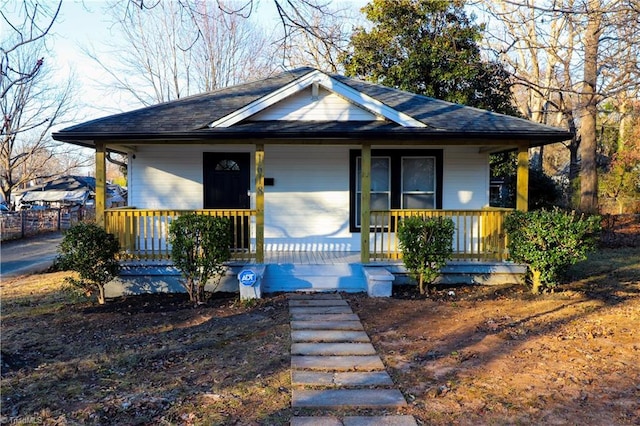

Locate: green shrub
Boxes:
[168,213,232,304]
[397,216,455,295]
[55,222,121,304]
[504,208,601,293]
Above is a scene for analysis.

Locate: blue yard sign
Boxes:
[238,270,257,286]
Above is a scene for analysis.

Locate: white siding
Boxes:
[442,147,490,209]
[129,145,254,209]
[128,144,490,252]
[263,145,359,251]
[250,87,378,121]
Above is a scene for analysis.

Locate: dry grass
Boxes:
[348,247,640,425]
[1,247,639,425]
[1,274,292,425]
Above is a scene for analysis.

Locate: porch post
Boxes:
[95,142,106,227]
[255,144,265,263]
[516,142,529,212]
[360,143,371,263]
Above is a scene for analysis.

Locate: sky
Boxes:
[47,0,367,126]
[51,1,128,118]
[49,0,280,122]
[2,0,367,177]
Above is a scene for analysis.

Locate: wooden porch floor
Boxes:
[261,251,363,265]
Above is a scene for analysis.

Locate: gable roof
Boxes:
[19,176,96,204]
[52,67,572,148]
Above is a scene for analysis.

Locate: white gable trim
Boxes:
[209,69,427,128]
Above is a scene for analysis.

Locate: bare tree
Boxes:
[124,0,354,71]
[277,2,362,73]
[479,0,640,212]
[1,1,89,207]
[87,1,278,106]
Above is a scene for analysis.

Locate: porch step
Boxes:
[263,263,366,293]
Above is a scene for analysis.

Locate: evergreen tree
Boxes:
[343,0,517,115]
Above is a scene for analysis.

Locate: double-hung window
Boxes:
[401,157,436,209]
[355,156,390,228]
[350,149,443,232]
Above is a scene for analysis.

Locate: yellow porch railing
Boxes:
[105,208,256,261]
[370,208,512,262]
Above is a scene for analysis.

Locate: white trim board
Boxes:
[208,69,428,129]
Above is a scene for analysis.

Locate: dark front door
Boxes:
[203,153,250,250]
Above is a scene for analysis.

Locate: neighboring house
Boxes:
[53,67,572,294]
[18,176,96,209]
[16,176,126,210]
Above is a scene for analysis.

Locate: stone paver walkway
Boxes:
[288,293,417,426]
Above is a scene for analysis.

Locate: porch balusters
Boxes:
[370,208,511,262]
[105,208,256,261]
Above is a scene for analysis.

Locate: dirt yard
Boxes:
[1,246,639,425]
[348,247,640,425]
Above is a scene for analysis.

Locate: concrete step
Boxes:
[288,293,343,300]
[291,330,370,343]
[290,313,361,321]
[291,343,377,356]
[268,264,363,276]
[263,264,367,292]
[291,389,407,409]
[291,355,385,371]
[290,306,354,315]
[289,299,350,307]
[292,371,394,387]
[263,278,366,292]
[291,320,364,331]
[291,416,418,426]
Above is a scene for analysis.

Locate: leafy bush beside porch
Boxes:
[55,222,121,304]
[504,209,601,294]
[168,213,232,304]
[397,216,455,295]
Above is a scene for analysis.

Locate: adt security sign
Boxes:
[238,270,257,286]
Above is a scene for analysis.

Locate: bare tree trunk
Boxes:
[98,285,106,305]
[578,1,603,214]
[531,269,542,295]
[566,113,581,208]
[419,273,426,295]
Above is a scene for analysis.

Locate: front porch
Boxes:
[105,207,512,263]
[102,207,525,297]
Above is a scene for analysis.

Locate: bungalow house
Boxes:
[52,67,572,295]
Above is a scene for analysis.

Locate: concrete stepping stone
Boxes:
[292,343,376,356]
[291,355,385,371]
[290,417,342,426]
[291,320,364,331]
[342,416,418,425]
[291,313,360,321]
[290,306,353,315]
[290,416,418,426]
[291,330,370,343]
[287,292,416,426]
[288,293,342,300]
[289,299,349,307]
[292,389,407,408]
[292,371,394,387]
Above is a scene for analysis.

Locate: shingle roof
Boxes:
[53,67,572,146]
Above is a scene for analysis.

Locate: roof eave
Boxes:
[53,129,573,146]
